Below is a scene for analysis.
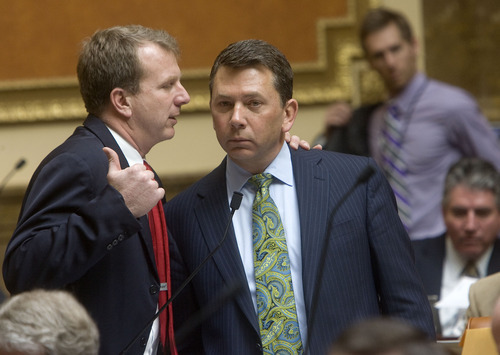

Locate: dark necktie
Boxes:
[461,260,479,278]
[249,173,303,354]
[144,161,177,355]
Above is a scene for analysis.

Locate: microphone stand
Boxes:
[0,158,26,195]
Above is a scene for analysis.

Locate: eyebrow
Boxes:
[214,92,265,100]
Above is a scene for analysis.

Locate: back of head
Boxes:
[77,24,179,117]
[0,289,99,355]
[209,39,293,107]
[442,157,500,209]
[329,318,450,355]
[329,317,426,354]
[360,7,414,53]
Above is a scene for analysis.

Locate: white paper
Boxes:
[435,276,478,309]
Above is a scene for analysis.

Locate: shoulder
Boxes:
[291,147,372,167]
[471,272,500,294]
[411,235,445,254]
[42,127,108,171]
[168,160,226,205]
[425,79,478,109]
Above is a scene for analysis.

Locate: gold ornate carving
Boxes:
[0,0,379,124]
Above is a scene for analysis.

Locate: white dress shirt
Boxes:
[107,127,160,354]
[439,237,493,337]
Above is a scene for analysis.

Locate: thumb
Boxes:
[103,147,122,173]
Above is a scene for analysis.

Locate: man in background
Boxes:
[412,158,500,338]
[315,7,500,240]
[167,39,435,355]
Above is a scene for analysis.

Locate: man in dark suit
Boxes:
[2,26,191,354]
[412,158,500,338]
[167,39,435,355]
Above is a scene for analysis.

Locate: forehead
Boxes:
[137,43,180,75]
[446,185,497,207]
[212,65,276,94]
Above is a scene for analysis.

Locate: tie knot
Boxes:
[461,260,479,278]
[248,173,274,190]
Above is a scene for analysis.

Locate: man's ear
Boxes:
[282,98,298,133]
[109,88,132,118]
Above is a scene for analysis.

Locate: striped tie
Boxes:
[249,173,303,354]
[380,105,411,230]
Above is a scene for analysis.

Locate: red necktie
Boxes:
[144,161,177,355]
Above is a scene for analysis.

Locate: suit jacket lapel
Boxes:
[83,115,157,269]
[194,162,259,334]
[290,149,330,312]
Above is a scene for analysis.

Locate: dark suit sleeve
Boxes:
[322,102,381,156]
[365,163,436,338]
[3,151,141,293]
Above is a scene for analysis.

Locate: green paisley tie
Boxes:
[249,173,303,354]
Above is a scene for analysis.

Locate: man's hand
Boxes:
[285,132,322,151]
[324,101,352,128]
[103,147,165,218]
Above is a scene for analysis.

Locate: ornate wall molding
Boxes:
[0,0,380,124]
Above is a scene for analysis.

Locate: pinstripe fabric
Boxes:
[167,148,436,355]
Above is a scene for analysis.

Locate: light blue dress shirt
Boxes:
[226,142,308,344]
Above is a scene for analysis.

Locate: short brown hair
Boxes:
[360,7,414,54]
[209,39,293,107]
[77,25,179,116]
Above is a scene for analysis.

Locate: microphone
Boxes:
[0,158,26,195]
[120,191,244,354]
[304,165,375,355]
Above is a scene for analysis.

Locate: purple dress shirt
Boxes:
[369,73,500,240]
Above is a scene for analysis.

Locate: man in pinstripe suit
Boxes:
[166,39,435,354]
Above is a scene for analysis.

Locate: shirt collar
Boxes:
[445,236,494,278]
[390,72,427,114]
[226,142,294,193]
[106,126,143,167]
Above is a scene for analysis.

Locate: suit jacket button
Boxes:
[140,336,147,346]
[149,285,159,295]
[106,244,112,250]
[112,239,118,246]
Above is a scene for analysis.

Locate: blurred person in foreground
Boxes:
[329,318,452,355]
[0,289,99,355]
